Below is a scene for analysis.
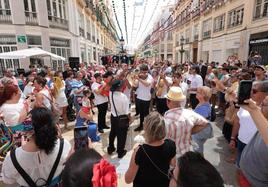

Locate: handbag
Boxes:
[111,92,129,129]
[10,138,64,187]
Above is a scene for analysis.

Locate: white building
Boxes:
[0,0,117,74]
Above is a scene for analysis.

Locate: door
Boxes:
[193,48,198,63]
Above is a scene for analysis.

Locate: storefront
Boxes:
[249,31,268,65]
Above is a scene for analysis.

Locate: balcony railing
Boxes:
[87,32,91,40]
[0,9,12,23]
[79,27,85,37]
[194,35,199,41]
[227,20,243,28]
[25,11,38,25]
[214,26,224,32]
[185,38,190,44]
[203,30,211,39]
[48,16,68,30]
[192,8,200,19]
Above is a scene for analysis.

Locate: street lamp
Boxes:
[179,36,185,64]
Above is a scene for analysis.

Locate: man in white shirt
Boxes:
[108,80,130,158]
[91,73,109,133]
[134,64,153,131]
[187,66,203,109]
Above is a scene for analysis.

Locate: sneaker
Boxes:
[134,126,143,132]
[107,147,116,155]
[118,150,127,159]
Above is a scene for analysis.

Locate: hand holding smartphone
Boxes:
[237,80,253,105]
[74,126,89,151]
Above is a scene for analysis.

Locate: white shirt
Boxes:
[123,86,131,105]
[109,91,129,117]
[2,139,71,186]
[179,82,188,107]
[136,74,153,101]
[23,83,34,96]
[237,108,258,144]
[188,74,203,94]
[40,89,51,110]
[0,101,24,126]
[91,82,109,105]
[55,81,68,107]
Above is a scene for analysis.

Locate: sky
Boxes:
[110,0,176,53]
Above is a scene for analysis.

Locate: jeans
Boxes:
[192,123,213,154]
[156,97,169,115]
[108,115,128,154]
[96,102,108,130]
[137,98,150,128]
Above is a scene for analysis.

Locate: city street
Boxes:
[61,107,237,187]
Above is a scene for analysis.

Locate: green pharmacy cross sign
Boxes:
[17,35,27,43]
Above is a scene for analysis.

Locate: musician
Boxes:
[155,71,172,115]
[134,64,153,131]
[91,73,110,133]
[107,80,130,158]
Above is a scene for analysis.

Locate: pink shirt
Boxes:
[164,108,207,158]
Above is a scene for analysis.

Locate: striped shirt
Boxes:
[164,108,207,158]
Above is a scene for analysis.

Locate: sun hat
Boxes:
[165,86,186,101]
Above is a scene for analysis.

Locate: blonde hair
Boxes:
[52,76,63,97]
[143,112,166,143]
[198,86,212,101]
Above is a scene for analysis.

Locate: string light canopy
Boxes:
[112,0,123,38]
[123,0,128,44]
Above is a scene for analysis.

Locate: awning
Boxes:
[0,48,65,61]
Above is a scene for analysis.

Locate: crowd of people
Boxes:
[0,57,267,187]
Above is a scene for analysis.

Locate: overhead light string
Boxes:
[123,0,128,44]
[112,0,124,38]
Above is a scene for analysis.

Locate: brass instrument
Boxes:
[126,69,139,87]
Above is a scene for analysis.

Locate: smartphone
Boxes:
[237,80,253,105]
[74,126,89,150]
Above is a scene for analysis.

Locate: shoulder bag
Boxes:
[111,92,129,129]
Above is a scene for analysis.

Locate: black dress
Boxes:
[133,139,176,187]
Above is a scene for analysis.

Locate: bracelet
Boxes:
[231,137,236,141]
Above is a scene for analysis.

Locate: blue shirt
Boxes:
[194,102,211,119]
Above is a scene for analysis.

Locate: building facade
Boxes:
[172,0,268,65]
[0,0,118,73]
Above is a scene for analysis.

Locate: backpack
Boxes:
[210,106,216,122]
[10,138,64,187]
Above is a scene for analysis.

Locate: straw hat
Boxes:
[165,86,186,101]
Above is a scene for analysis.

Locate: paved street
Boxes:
[61,108,238,187]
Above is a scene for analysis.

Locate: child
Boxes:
[81,89,92,120]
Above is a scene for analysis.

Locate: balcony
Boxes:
[203,30,211,39]
[227,21,243,28]
[194,35,199,41]
[25,11,38,25]
[48,16,68,30]
[192,8,200,19]
[87,32,91,40]
[79,27,85,37]
[185,38,190,44]
[0,9,12,23]
[214,26,224,33]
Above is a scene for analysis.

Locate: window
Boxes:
[194,24,199,41]
[27,35,42,46]
[50,37,70,71]
[202,19,212,39]
[228,6,244,28]
[254,0,268,19]
[47,0,67,20]
[214,14,225,32]
[0,0,11,15]
[0,35,18,76]
[185,29,190,43]
[87,20,91,40]
[24,0,37,20]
